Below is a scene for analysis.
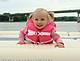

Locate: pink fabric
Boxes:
[19,19,63,44]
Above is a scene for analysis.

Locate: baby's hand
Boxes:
[54,42,65,48]
[17,41,26,45]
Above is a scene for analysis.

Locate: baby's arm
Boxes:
[51,31,64,48]
[17,26,27,45]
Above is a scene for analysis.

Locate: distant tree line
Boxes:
[0,13,27,22]
[0,13,77,22]
[0,15,9,22]
[13,15,27,22]
[55,16,77,21]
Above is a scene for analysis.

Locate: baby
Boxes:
[18,8,64,48]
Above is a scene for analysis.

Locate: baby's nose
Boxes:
[37,20,41,24]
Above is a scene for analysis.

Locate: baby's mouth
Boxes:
[37,24,43,27]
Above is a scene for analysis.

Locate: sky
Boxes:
[0,0,80,16]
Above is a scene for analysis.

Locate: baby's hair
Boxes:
[48,11,54,19]
[32,8,49,16]
[28,8,54,21]
[27,8,47,19]
[28,14,32,19]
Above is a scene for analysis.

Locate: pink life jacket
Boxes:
[25,19,56,44]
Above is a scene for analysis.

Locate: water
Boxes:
[0,21,80,32]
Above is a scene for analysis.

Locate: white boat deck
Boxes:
[0,43,80,61]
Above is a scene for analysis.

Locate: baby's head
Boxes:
[31,8,53,29]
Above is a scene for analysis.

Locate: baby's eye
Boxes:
[41,18,45,21]
[35,19,38,21]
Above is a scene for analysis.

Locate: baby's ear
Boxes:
[47,14,51,20]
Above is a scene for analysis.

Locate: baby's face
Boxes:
[32,12,49,29]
